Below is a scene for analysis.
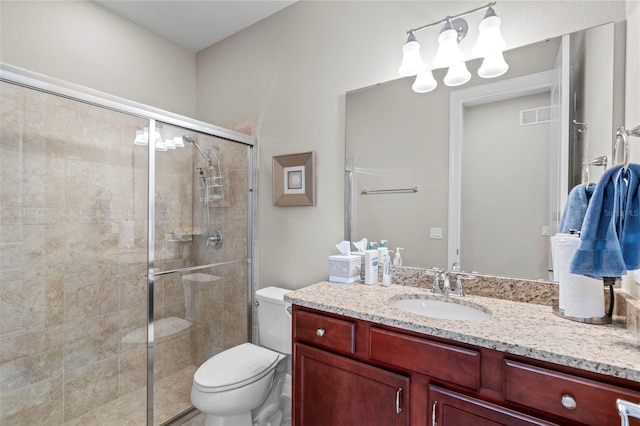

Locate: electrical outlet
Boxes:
[429,227,442,240]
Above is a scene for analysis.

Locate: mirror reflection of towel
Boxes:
[570,164,640,278]
[558,183,596,233]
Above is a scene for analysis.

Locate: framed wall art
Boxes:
[272,151,316,206]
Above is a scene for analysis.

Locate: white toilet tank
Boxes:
[256,286,292,354]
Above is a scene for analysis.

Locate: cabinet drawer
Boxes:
[504,360,640,425]
[294,310,355,354]
[370,327,480,390]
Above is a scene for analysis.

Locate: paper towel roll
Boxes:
[551,234,605,318]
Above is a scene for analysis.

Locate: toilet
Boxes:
[191,286,292,426]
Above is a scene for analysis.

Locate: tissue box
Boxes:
[328,254,361,284]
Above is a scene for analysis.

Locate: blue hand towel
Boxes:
[569,165,627,278]
[559,183,596,233]
[619,163,640,271]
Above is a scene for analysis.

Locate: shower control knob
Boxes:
[316,328,325,337]
[561,394,577,410]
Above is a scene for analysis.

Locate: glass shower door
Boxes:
[0,81,149,425]
[150,123,252,424]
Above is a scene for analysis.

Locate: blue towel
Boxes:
[570,164,640,278]
[619,164,640,271]
[558,183,596,233]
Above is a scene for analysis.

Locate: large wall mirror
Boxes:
[345,22,625,281]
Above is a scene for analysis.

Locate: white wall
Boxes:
[0,0,196,116]
[0,0,632,290]
[195,1,628,289]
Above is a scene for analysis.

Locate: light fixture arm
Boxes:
[406,2,497,35]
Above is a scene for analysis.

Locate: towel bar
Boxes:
[617,399,640,426]
[361,187,418,195]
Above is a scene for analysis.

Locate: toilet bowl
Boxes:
[191,286,292,426]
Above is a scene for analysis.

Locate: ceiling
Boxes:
[95,0,297,52]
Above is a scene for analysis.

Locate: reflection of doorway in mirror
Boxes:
[284,165,305,194]
[461,93,551,280]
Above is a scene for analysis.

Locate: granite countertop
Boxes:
[285,281,640,384]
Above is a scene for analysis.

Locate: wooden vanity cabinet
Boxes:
[294,343,409,426]
[429,385,556,425]
[292,305,640,426]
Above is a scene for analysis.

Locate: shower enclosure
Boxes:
[0,65,257,425]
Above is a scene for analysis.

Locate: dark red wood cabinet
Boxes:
[292,305,640,426]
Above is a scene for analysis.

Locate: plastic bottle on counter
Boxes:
[378,240,389,266]
[364,242,378,285]
[382,251,392,287]
[393,247,404,266]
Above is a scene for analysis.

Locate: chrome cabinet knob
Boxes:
[561,394,577,410]
[316,328,325,337]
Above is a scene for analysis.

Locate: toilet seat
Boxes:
[193,343,282,393]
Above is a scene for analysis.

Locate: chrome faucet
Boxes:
[429,263,471,297]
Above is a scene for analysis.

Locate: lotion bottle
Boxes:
[382,251,392,287]
[364,242,378,285]
[378,240,389,266]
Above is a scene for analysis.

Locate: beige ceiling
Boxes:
[95,0,297,52]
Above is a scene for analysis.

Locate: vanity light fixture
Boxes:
[399,2,508,93]
[132,128,193,152]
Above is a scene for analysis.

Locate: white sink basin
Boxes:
[390,297,491,321]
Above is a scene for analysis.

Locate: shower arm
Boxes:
[184,135,212,162]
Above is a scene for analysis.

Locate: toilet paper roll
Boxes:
[551,234,605,318]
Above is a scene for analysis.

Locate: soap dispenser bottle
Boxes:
[393,247,404,266]
[378,240,389,266]
[365,242,378,285]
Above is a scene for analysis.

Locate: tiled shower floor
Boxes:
[64,365,197,426]
[62,366,292,426]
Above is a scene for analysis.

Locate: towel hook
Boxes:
[614,127,630,171]
[581,159,590,185]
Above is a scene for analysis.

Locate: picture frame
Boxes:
[272,151,316,206]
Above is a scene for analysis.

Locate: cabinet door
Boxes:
[294,343,409,426]
[430,385,557,426]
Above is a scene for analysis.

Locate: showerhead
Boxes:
[183,135,212,161]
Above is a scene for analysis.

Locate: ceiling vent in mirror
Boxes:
[520,106,551,126]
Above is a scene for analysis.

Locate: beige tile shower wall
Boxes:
[0,82,153,424]
[189,130,252,363]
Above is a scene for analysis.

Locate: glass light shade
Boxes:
[164,138,176,149]
[173,136,185,148]
[443,61,471,86]
[433,28,464,69]
[477,51,509,78]
[412,70,437,93]
[398,34,427,77]
[133,130,147,145]
[472,14,506,57]
[155,140,167,151]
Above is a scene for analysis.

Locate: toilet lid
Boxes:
[194,343,282,392]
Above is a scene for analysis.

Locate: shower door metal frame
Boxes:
[0,62,258,426]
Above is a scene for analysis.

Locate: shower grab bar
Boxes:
[361,187,419,195]
[152,258,247,277]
